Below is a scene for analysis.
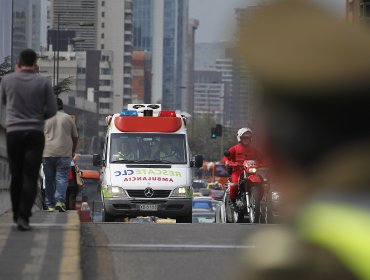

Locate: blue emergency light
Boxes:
[120,110,138,116]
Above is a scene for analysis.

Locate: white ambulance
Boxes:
[93,104,203,223]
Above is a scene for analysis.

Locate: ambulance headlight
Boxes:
[170,186,193,198]
[102,186,129,198]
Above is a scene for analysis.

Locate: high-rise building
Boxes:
[131,51,151,104]
[212,58,233,128]
[133,0,189,110]
[49,0,97,51]
[38,48,114,141]
[97,0,133,112]
[0,0,12,63]
[193,70,224,124]
[133,0,152,51]
[12,0,42,60]
[230,7,259,129]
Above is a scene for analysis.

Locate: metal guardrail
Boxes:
[0,104,11,214]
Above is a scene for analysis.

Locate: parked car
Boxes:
[192,208,216,223]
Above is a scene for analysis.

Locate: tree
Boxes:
[0,56,12,83]
[188,115,233,161]
[53,76,73,96]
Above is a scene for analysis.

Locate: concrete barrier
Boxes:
[0,105,11,214]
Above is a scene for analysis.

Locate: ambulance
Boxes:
[93,104,203,223]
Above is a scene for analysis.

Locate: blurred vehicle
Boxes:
[192,197,221,211]
[206,182,223,190]
[192,208,216,223]
[192,179,207,192]
[199,187,212,197]
[210,189,225,200]
[74,154,100,181]
[199,161,229,187]
[206,182,225,200]
[192,179,207,196]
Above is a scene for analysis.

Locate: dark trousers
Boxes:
[6,130,45,221]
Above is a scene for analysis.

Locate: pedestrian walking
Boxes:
[0,49,57,231]
[42,98,78,212]
[232,1,370,279]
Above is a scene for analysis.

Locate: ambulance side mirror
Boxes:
[191,154,203,168]
[93,154,102,167]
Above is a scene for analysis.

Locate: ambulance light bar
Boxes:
[120,110,138,116]
[158,110,177,117]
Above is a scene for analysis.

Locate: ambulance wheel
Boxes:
[102,208,115,222]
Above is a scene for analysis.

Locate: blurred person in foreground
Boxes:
[42,98,78,212]
[232,0,370,279]
[0,49,57,230]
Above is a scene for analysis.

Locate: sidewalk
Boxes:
[0,210,81,280]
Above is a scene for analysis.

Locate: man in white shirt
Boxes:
[42,98,78,212]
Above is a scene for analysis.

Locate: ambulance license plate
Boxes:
[138,204,158,211]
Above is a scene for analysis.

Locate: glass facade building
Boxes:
[133,0,188,110]
[133,0,152,51]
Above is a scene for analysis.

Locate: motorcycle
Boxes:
[223,152,264,223]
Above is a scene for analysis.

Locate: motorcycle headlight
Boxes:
[271,191,280,201]
[102,186,129,198]
[248,167,258,174]
[170,186,193,198]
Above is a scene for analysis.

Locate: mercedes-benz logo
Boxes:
[144,187,154,198]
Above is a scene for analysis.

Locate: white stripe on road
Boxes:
[94,243,257,249]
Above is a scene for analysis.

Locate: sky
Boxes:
[189,0,346,43]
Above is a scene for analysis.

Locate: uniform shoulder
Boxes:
[233,226,356,280]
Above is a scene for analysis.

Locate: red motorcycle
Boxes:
[223,152,265,223]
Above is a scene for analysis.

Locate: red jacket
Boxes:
[222,143,265,169]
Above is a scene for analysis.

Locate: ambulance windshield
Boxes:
[110,133,187,164]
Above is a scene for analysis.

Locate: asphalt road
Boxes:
[81,222,272,280]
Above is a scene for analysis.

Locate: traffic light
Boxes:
[215,124,222,136]
[211,127,217,139]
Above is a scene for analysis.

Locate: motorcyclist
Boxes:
[222,127,265,207]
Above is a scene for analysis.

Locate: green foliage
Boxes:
[188,115,235,161]
[54,76,73,96]
[0,56,12,82]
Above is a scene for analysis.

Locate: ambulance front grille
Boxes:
[127,190,171,198]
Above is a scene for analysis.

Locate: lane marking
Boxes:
[58,212,81,280]
[88,243,257,250]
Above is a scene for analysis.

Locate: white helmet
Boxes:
[237,127,253,142]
